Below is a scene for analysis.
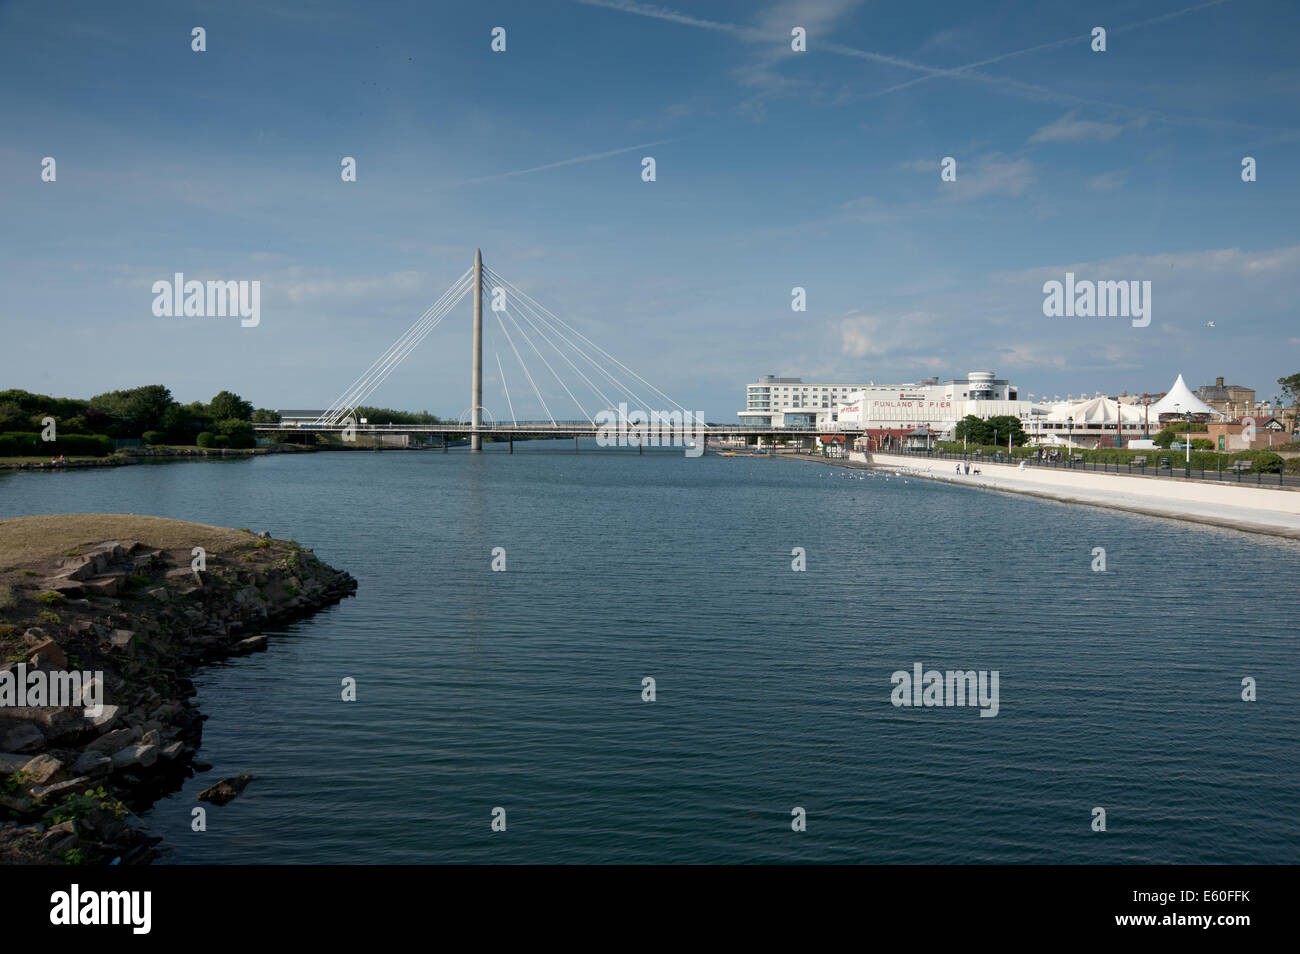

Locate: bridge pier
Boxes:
[509,436,513,454]
[470,249,483,452]
[574,435,579,454]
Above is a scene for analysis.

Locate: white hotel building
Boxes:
[741,371,1032,438]
[740,370,1199,448]
[740,375,870,427]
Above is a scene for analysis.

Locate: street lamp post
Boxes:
[1067,416,1074,465]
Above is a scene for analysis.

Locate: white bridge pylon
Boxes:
[313,251,690,449]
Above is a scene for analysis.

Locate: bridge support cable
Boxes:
[493,287,620,412]
[314,268,473,425]
[494,350,517,426]
[310,255,690,433]
[316,268,472,425]
[497,301,588,422]
[484,266,655,414]
[484,267,689,414]
[491,300,554,424]
[315,269,471,426]
[339,270,474,419]
[488,277,641,413]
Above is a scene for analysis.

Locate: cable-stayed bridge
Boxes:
[253,250,858,450]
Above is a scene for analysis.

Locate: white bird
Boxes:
[1205,321,1215,328]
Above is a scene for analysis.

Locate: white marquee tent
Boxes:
[1147,373,1219,419]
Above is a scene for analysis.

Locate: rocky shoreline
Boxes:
[0,517,356,864]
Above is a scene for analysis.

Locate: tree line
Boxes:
[0,386,276,452]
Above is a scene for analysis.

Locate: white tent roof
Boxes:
[1044,396,1148,425]
[1148,374,1218,418]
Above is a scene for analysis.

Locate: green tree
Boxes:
[88,385,175,437]
[216,419,255,449]
[953,415,991,444]
[986,415,1027,447]
[251,408,280,424]
[1279,373,1300,432]
[354,405,442,425]
[207,390,254,421]
[0,402,26,431]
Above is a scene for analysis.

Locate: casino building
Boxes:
[829,371,1033,439]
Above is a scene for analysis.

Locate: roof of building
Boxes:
[1044,396,1149,425]
[1148,375,1219,418]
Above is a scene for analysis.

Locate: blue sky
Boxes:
[2,0,1297,420]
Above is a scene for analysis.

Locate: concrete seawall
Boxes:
[864,452,1300,540]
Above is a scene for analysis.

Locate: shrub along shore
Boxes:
[0,514,357,865]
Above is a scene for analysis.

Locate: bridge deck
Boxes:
[254,422,862,436]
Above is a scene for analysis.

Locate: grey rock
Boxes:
[71,750,112,777]
[159,741,185,760]
[0,720,45,753]
[110,743,158,770]
[106,629,134,649]
[232,635,268,654]
[42,819,79,854]
[197,774,253,805]
[0,751,32,773]
[82,577,119,597]
[20,753,62,784]
[29,776,90,802]
[56,560,97,581]
[86,704,122,731]
[85,726,141,754]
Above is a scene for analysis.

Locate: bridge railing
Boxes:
[252,422,849,434]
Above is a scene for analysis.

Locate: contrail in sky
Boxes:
[862,0,1237,98]
[449,139,678,188]
[573,0,1278,131]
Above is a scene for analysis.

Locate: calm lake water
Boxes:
[3,446,1297,864]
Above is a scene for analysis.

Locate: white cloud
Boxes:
[285,270,426,304]
[839,311,944,359]
[1028,112,1124,144]
[942,154,1034,202]
[1086,169,1129,191]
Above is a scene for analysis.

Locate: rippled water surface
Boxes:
[3,447,1297,863]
